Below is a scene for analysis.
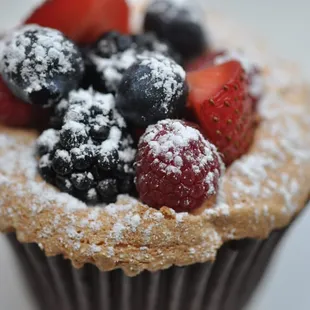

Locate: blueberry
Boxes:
[0,25,84,106]
[97,178,118,201]
[52,150,73,176]
[116,54,188,126]
[71,172,94,191]
[144,0,208,60]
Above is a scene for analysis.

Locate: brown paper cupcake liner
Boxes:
[7,226,287,310]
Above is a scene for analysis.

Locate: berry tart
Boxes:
[1,1,310,310]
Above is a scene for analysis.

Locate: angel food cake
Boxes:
[0,0,310,310]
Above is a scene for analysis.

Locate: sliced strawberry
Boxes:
[187,61,256,165]
[0,78,50,128]
[187,49,264,110]
[25,0,129,44]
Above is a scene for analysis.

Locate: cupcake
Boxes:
[1,1,310,310]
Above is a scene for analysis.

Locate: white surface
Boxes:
[1,0,310,310]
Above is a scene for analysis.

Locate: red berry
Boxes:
[187,49,264,109]
[0,78,33,127]
[0,78,51,128]
[136,120,224,212]
[24,0,129,44]
[187,60,256,165]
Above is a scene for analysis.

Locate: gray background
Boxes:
[0,0,310,309]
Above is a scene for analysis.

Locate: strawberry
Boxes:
[187,49,264,110]
[24,0,129,44]
[0,78,50,128]
[187,60,256,165]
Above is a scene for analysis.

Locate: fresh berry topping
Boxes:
[25,0,129,43]
[212,50,264,106]
[116,54,188,127]
[136,120,224,212]
[0,25,84,107]
[36,89,136,204]
[144,0,208,61]
[86,32,180,93]
[0,77,32,127]
[187,60,256,165]
[0,77,50,127]
[187,49,264,107]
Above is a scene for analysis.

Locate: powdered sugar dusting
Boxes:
[141,119,218,175]
[90,46,171,92]
[0,25,83,104]
[139,54,186,112]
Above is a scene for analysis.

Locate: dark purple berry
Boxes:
[86,31,180,93]
[97,179,118,201]
[38,154,56,183]
[36,129,59,156]
[71,172,94,191]
[52,150,73,176]
[60,121,88,149]
[116,55,188,126]
[71,145,94,171]
[144,0,208,61]
[36,89,136,205]
[97,149,119,171]
[0,25,84,106]
[55,176,74,194]
[90,124,110,141]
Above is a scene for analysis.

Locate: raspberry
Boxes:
[136,120,224,212]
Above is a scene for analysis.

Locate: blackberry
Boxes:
[144,0,209,61]
[116,54,188,126]
[0,25,85,107]
[85,31,181,93]
[36,89,136,204]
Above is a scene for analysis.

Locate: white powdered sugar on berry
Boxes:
[36,129,59,154]
[137,119,224,210]
[139,54,186,113]
[142,119,217,173]
[0,25,82,97]
[90,47,169,92]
